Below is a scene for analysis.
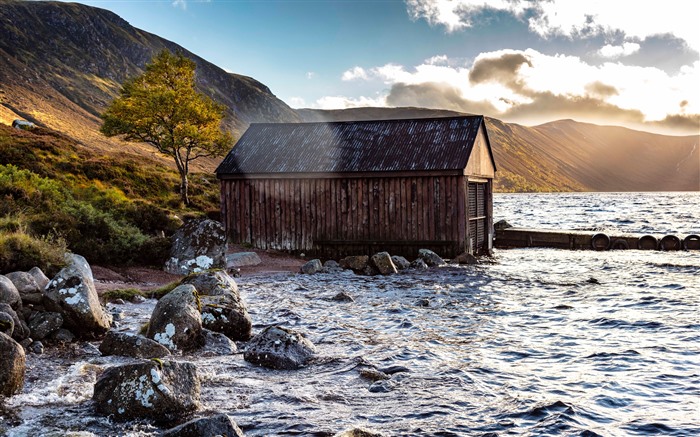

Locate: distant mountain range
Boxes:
[1,0,697,191]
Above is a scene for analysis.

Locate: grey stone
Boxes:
[161,413,244,437]
[226,252,262,268]
[391,256,411,270]
[93,360,200,422]
[99,331,171,359]
[51,329,75,344]
[244,325,317,370]
[5,271,41,295]
[201,329,238,356]
[331,292,354,303]
[494,219,512,230]
[334,428,384,437]
[339,256,369,272]
[321,260,343,274]
[410,259,429,270]
[181,269,238,296]
[0,275,21,309]
[0,303,29,342]
[29,341,44,354]
[164,219,226,275]
[0,312,14,336]
[370,252,398,275]
[146,284,204,352]
[417,249,445,267]
[200,292,252,341]
[454,252,478,265]
[0,332,25,396]
[43,254,112,337]
[28,311,63,340]
[28,267,50,290]
[300,259,323,275]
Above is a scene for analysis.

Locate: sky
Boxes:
[66,0,699,135]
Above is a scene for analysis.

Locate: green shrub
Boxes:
[134,236,172,267]
[0,229,67,275]
[145,281,179,299]
[102,288,144,303]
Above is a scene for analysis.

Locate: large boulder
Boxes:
[370,252,398,275]
[27,311,63,340]
[391,256,411,271]
[200,292,252,341]
[0,275,22,309]
[339,255,369,272]
[0,303,29,342]
[161,413,244,437]
[417,249,445,267]
[164,219,226,275]
[181,270,238,296]
[200,330,238,357]
[226,252,261,268]
[0,332,25,397]
[93,360,200,422]
[300,259,323,275]
[146,284,204,352]
[244,326,317,370]
[99,331,171,359]
[42,254,112,337]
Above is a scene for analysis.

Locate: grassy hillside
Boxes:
[0,124,219,272]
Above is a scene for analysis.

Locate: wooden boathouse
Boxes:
[215,116,496,259]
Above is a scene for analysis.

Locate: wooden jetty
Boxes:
[494,227,700,251]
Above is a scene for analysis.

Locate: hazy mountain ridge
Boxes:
[300,108,699,192]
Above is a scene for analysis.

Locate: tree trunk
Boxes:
[180,172,189,205]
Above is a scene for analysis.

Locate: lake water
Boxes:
[2,192,699,436]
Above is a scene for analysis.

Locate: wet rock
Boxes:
[368,378,397,393]
[415,298,430,307]
[28,311,63,340]
[181,270,238,296]
[51,329,75,344]
[43,254,112,337]
[587,277,600,284]
[29,341,44,354]
[244,325,317,370]
[409,259,429,270]
[0,303,29,342]
[339,256,369,272]
[417,249,445,267]
[0,332,25,396]
[0,312,14,336]
[99,331,171,359]
[93,360,200,422]
[200,292,252,341]
[112,298,126,306]
[331,292,354,303]
[453,252,478,265]
[370,252,397,275]
[359,368,390,382]
[132,294,146,304]
[391,256,410,271]
[147,284,204,352]
[361,264,380,276]
[300,259,323,275]
[161,413,244,437]
[334,428,383,437]
[226,252,261,268]
[164,219,226,275]
[201,329,237,356]
[378,365,410,375]
[28,267,50,290]
[0,275,22,309]
[322,260,343,274]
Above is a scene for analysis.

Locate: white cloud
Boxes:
[313,95,388,109]
[424,55,450,65]
[287,97,307,108]
[172,0,186,10]
[598,42,641,59]
[341,66,369,81]
[306,72,316,79]
[405,0,700,52]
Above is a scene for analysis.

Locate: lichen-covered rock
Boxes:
[300,259,323,275]
[200,292,252,341]
[181,270,238,296]
[28,311,63,340]
[161,413,244,437]
[0,312,14,336]
[391,256,411,271]
[0,332,25,397]
[99,331,171,359]
[0,303,29,342]
[417,249,445,267]
[339,255,369,272]
[164,219,226,275]
[147,284,204,352]
[93,360,200,422]
[0,275,22,309]
[5,271,41,295]
[244,325,317,370]
[42,254,112,337]
[370,252,398,275]
[226,252,261,268]
[28,267,50,290]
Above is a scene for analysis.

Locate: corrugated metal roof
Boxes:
[216,115,487,175]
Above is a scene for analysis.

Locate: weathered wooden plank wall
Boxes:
[221,175,471,259]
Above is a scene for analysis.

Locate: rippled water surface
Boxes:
[2,192,699,436]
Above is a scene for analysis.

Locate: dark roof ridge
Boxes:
[248,114,484,128]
